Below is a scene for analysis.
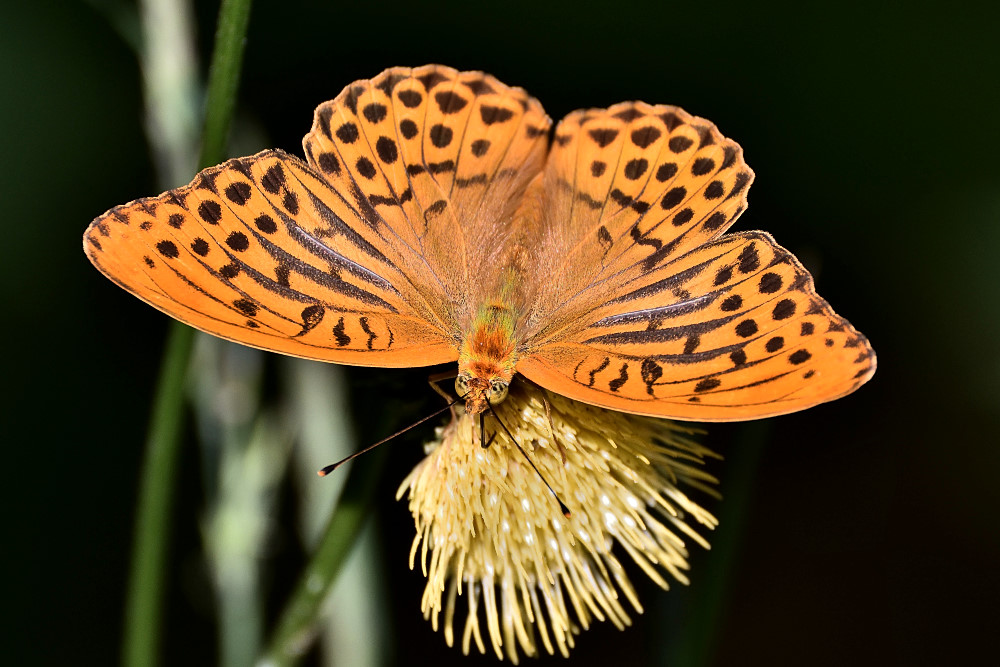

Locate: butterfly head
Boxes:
[456,371,510,416]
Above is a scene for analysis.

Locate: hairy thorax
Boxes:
[457,296,519,415]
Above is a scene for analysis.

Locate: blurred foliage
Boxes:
[2,0,998,665]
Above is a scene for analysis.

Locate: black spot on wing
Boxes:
[333,317,350,346]
[471,139,490,156]
[480,105,514,125]
[399,119,419,139]
[660,112,683,130]
[429,124,454,148]
[317,153,340,174]
[297,305,325,336]
[727,172,752,199]
[417,71,448,90]
[668,136,693,153]
[359,316,377,349]
[640,359,662,395]
[789,349,811,364]
[362,102,387,123]
[156,240,178,258]
[198,200,222,224]
[614,107,644,122]
[598,226,613,254]
[435,90,468,114]
[623,158,648,180]
[463,77,496,95]
[342,86,364,115]
[397,89,422,108]
[694,377,721,392]
[336,122,359,144]
[773,299,796,320]
[588,128,619,147]
[630,126,661,148]
[608,364,629,392]
[375,71,407,96]
[318,108,334,140]
[262,164,286,193]
[376,136,398,164]
[233,298,258,317]
[588,357,610,387]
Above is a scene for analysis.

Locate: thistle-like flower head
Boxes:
[397,380,719,661]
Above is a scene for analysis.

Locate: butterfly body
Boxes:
[84,65,875,422]
[457,274,520,414]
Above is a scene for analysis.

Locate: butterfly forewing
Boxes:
[302,65,550,323]
[85,66,552,368]
[83,150,457,367]
[518,232,876,420]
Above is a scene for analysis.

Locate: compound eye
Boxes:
[487,380,509,405]
[455,374,471,396]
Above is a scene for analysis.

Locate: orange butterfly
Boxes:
[83,65,875,421]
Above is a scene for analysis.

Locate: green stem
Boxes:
[261,450,387,665]
[121,0,253,665]
[122,323,195,667]
[199,0,253,169]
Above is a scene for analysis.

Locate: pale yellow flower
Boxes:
[397,380,720,662]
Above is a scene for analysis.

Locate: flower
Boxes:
[397,380,720,662]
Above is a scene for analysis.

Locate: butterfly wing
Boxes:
[84,151,457,366]
[517,104,875,419]
[302,65,550,326]
[518,103,753,337]
[84,65,550,368]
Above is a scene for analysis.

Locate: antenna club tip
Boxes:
[317,467,332,477]
[560,503,572,518]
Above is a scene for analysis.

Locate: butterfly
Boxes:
[83,64,875,421]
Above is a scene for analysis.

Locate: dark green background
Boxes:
[4,0,997,664]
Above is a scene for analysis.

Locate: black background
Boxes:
[4,0,998,664]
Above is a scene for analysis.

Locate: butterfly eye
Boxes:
[487,380,509,405]
[455,374,471,396]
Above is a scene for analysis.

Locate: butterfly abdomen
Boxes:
[459,288,520,381]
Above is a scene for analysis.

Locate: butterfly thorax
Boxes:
[456,282,520,415]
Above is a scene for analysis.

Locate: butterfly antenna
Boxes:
[317,395,462,476]
[487,403,572,518]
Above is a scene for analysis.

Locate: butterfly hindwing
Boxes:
[518,232,876,420]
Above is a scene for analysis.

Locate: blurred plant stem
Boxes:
[198,0,253,170]
[282,360,386,667]
[139,0,198,186]
[260,443,387,666]
[192,339,281,667]
[123,323,196,667]
[122,0,252,665]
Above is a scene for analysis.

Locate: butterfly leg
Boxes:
[479,412,497,449]
[427,369,459,404]
[427,369,462,421]
[541,395,568,464]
